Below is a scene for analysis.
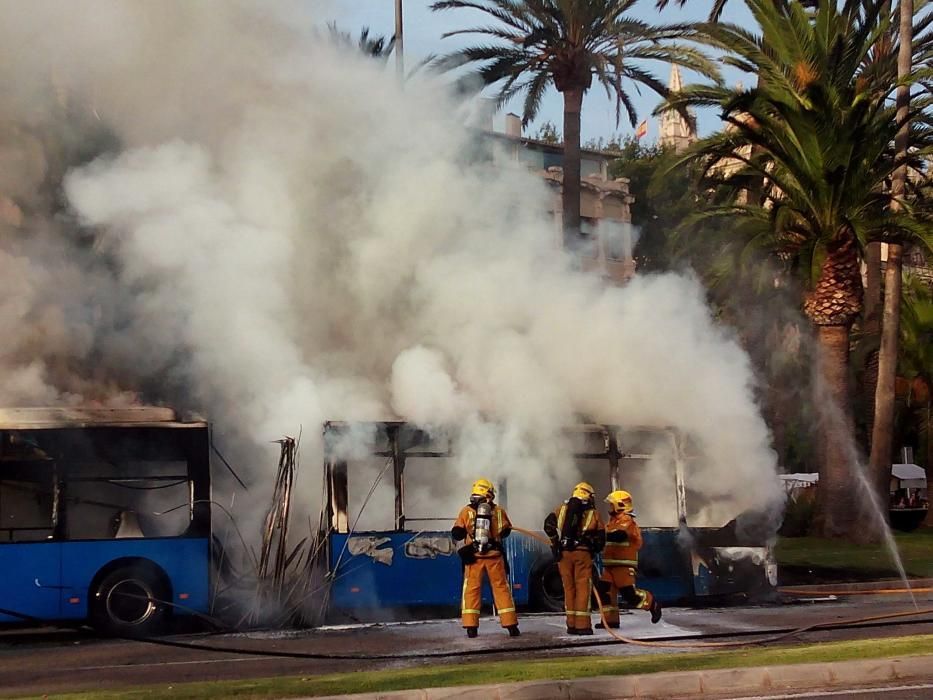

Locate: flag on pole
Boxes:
[635,120,648,139]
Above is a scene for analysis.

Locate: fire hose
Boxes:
[0,528,931,660]
[2,599,933,661]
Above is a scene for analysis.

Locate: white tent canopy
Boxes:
[891,463,927,489]
[779,465,927,491]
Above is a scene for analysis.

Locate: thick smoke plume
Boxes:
[0,0,782,534]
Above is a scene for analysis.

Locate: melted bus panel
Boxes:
[320,422,776,620]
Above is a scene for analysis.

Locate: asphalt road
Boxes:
[0,592,930,698]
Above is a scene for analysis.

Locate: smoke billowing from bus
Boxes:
[0,1,783,544]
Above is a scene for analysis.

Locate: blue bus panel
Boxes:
[328,528,700,612]
[328,531,546,610]
[0,542,62,623]
[0,538,210,623]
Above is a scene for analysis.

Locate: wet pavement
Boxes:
[0,591,930,697]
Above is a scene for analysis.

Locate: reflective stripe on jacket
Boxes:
[603,511,642,567]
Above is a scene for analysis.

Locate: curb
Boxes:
[778,578,933,595]
[306,654,933,699]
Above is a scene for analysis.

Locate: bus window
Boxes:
[615,430,680,528]
[344,455,396,532]
[63,460,191,540]
[0,463,56,543]
[403,456,469,529]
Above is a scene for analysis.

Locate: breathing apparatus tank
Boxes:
[473,501,492,554]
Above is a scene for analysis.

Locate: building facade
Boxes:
[486,113,636,284]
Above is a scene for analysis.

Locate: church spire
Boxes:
[659,64,697,153]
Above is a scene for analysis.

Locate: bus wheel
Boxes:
[90,565,168,637]
[531,561,565,613]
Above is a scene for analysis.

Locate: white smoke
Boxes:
[0,0,782,536]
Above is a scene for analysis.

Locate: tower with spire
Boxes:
[659,65,697,153]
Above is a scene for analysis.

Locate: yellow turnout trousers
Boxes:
[559,550,594,630]
[599,566,654,626]
[460,554,517,628]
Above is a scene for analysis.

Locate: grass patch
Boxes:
[29,634,933,700]
[776,528,933,579]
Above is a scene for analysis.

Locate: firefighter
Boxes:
[544,481,605,635]
[596,490,662,629]
[451,478,520,638]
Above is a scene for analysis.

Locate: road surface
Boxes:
[0,591,930,697]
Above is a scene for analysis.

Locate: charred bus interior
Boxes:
[319,421,777,622]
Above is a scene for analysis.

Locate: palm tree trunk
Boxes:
[867,243,903,537]
[867,0,913,538]
[561,87,583,251]
[813,325,859,538]
[926,403,933,526]
[869,243,902,503]
[862,241,882,449]
[804,230,863,538]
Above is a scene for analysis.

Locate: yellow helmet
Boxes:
[471,478,495,500]
[571,481,595,501]
[605,490,634,514]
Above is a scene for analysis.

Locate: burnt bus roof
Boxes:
[0,407,208,430]
[323,421,675,432]
[322,421,686,458]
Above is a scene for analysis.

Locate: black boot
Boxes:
[649,599,662,624]
[595,622,620,630]
[576,627,594,636]
[466,626,478,638]
[566,625,576,635]
[507,625,521,637]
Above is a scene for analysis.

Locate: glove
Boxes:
[458,545,477,565]
[551,545,562,562]
[587,534,605,554]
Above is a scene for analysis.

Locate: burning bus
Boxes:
[0,407,212,636]
[0,410,779,634]
[316,421,778,620]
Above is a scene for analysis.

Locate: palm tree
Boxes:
[430,0,719,248]
[664,0,932,539]
[868,0,915,525]
[326,24,397,61]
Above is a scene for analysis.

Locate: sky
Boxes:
[327,0,757,144]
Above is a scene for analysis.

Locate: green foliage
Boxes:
[664,0,933,289]
[430,0,720,127]
[606,137,697,271]
[534,120,562,144]
[894,274,933,470]
[776,530,933,577]
[779,487,817,536]
[326,24,396,61]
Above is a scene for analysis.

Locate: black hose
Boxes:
[2,604,932,661]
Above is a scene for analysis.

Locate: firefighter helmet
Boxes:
[572,481,595,501]
[471,478,495,500]
[605,490,634,514]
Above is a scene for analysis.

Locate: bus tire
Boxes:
[530,560,565,613]
[90,564,169,637]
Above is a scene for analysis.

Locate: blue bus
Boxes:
[0,407,212,636]
[320,422,777,619]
